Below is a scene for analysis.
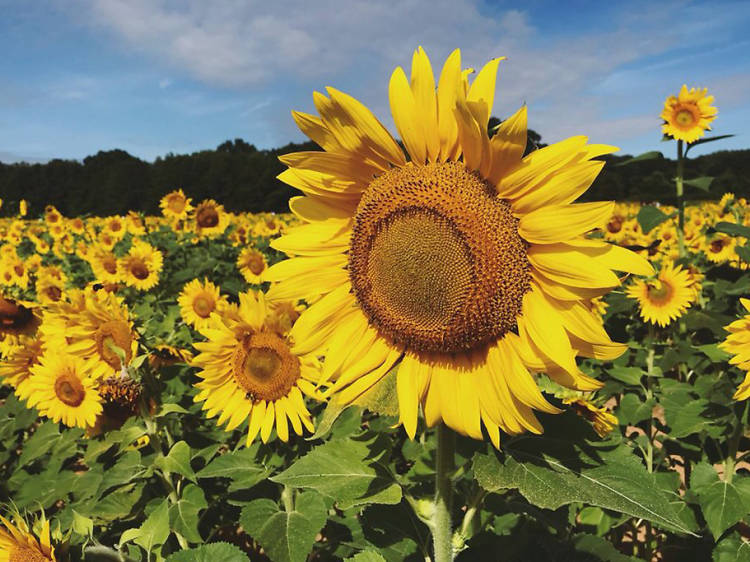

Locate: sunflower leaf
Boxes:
[685,134,735,155]
[195,447,269,492]
[239,491,327,562]
[271,436,402,509]
[614,151,663,166]
[165,542,249,562]
[473,414,698,536]
[636,205,670,235]
[682,176,714,192]
[690,463,749,539]
[714,222,750,239]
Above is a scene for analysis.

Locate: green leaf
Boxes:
[713,532,750,562]
[165,542,249,562]
[155,441,196,482]
[271,437,402,509]
[714,221,750,239]
[606,366,644,386]
[17,421,60,466]
[169,484,208,544]
[196,447,270,492]
[157,403,189,417]
[352,367,399,417]
[617,393,654,425]
[637,205,670,235]
[307,402,354,441]
[736,245,750,263]
[690,463,747,539]
[668,399,717,439]
[684,134,735,154]
[695,344,732,362]
[473,416,697,535]
[683,176,714,192]
[347,552,387,562]
[572,534,639,561]
[614,151,663,166]
[239,491,327,562]
[72,510,94,539]
[133,499,171,553]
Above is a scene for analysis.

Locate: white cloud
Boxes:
[67,0,749,151]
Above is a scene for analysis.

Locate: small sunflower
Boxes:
[719,298,750,400]
[266,47,652,446]
[661,85,717,143]
[192,290,318,445]
[0,337,44,390]
[36,277,65,305]
[237,247,268,284]
[160,189,193,221]
[118,241,163,291]
[24,352,103,429]
[88,249,122,284]
[0,512,56,562]
[626,261,696,327]
[178,279,228,330]
[563,397,618,438]
[192,199,229,238]
[703,233,735,264]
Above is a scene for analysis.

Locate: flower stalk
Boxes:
[433,424,455,562]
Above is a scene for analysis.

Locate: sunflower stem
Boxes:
[675,139,686,257]
[433,424,455,562]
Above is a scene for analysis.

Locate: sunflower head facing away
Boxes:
[192,290,318,445]
[626,261,696,327]
[0,512,56,562]
[661,85,717,143]
[266,47,653,446]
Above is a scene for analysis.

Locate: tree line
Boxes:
[0,134,748,217]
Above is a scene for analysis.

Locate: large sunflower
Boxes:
[23,352,103,429]
[719,298,750,400]
[661,85,717,143]
[265,47,653,446]
[0,513,56,562]
[626,261,696,327]
[192,290,318,445]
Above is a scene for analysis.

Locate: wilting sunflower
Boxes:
[627,261,696,327]
[0,296,42,357]
[178,279,228,330]
[719,298,750,400]
[562,396,618,438]
[237,247,268,284]
[23,352,103,429]
[265,47,652,446]
[149,344,194,369]
[0,512,56,562]
[661,85,717,143]
[41,288,138,380]
[118,241,163,291]
[192,290,318,444]
[160,189,193,222]
[192,199,229,238]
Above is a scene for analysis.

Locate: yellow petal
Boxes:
[519,201,614,244]
[486,104,527,185]
[288,195,357,221]
[436,48,462,161]
[275,400,289,442]
[271,219,352,257]
[260,401,276,443]
[528,244,621,288]
[397,355,420,439]
[246,401,265,445]
[467,57,504,130]
[410,47,440,162]
[291,111,341,152]
[389,66,427,164]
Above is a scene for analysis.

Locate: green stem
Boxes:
[725,402,749,484]
[281,485,295,513]
[433,424,455,562]
[676,140,686,257]
[645,326,656,473]
[459,489,488,540]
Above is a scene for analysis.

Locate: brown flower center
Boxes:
[102,255,118,274]
[246,253,266,276]
[674,107,698,129]
[129,259,150,280]
[349,161,531,353]
[55,371,86,407]
[9,545,50,562]
[232,332,300,401]
[167,195,186,213]
[197,206,220,228]
[192,294,215,318]
[646,280,674,305]
[0,297,36,335]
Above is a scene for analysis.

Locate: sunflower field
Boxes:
[2,48,750,562]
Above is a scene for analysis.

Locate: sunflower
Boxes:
[160,189,193,222]
[41,288,137,380]
[36,277,65,305]
[192,199,229,238]
[719,298,750,400]
[24,352,103,429]
[237,247,268,284]
[562,397,618,438]
[178,279,228,330]
[703,233,735,264]
[88,249,122,284]
[661,85,717,143]
[265,47,652,446]
[192,290,318,444]
[118,241,163,291]
[0,512,56,562]
[626,261,696,327]
[0,337,44,390]
[0,296,42,357]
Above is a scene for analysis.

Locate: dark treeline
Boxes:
[0,134,748,217]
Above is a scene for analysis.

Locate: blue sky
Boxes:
[1,0,748,163]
